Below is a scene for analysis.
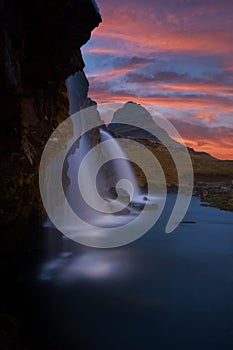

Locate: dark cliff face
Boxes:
[0,0,101,228]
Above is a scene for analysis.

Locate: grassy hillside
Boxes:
[107,102,233,211]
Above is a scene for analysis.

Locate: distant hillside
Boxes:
[108,102,233,188]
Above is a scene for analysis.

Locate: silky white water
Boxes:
[64,127,143,228]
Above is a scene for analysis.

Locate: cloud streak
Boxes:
[83,0,233,159]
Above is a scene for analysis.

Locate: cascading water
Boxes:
[43,72,161,240]
[64,126,142,228]
[58,72,144,231]
[91,0,101,14]
[99,128,140,201]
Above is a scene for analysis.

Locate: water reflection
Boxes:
[38,233,133,282]
[27,197,233,350]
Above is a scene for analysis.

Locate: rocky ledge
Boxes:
[195,184,233,211]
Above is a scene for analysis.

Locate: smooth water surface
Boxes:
[13,195,233,350]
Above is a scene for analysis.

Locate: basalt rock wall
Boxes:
[0,0,101,228]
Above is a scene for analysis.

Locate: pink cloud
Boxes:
[83,0,233,159]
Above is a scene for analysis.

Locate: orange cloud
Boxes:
[83,0,233,159]
[93,3,233,55]
[194,112,216,122]
[95,29,233,55]
[88,84,233,112]
[182,137,233,160]
[85,47,120,54]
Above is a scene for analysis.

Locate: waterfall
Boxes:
[42,72,162,244]
[61,71,143,229]
[91,0,101,15]
[99,128,140,201]
[64,126,142,228]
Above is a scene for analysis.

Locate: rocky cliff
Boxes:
[0,0,101,229]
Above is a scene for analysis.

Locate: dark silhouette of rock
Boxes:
[0,0,101,228]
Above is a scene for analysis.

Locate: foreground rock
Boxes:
[0,1,101,229]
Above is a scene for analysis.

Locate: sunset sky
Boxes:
[83,0,233,159]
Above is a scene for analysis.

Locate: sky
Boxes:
[82,0,233,159]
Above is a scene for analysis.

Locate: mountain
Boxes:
[109,101,174,146]
[107,102,233,210]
